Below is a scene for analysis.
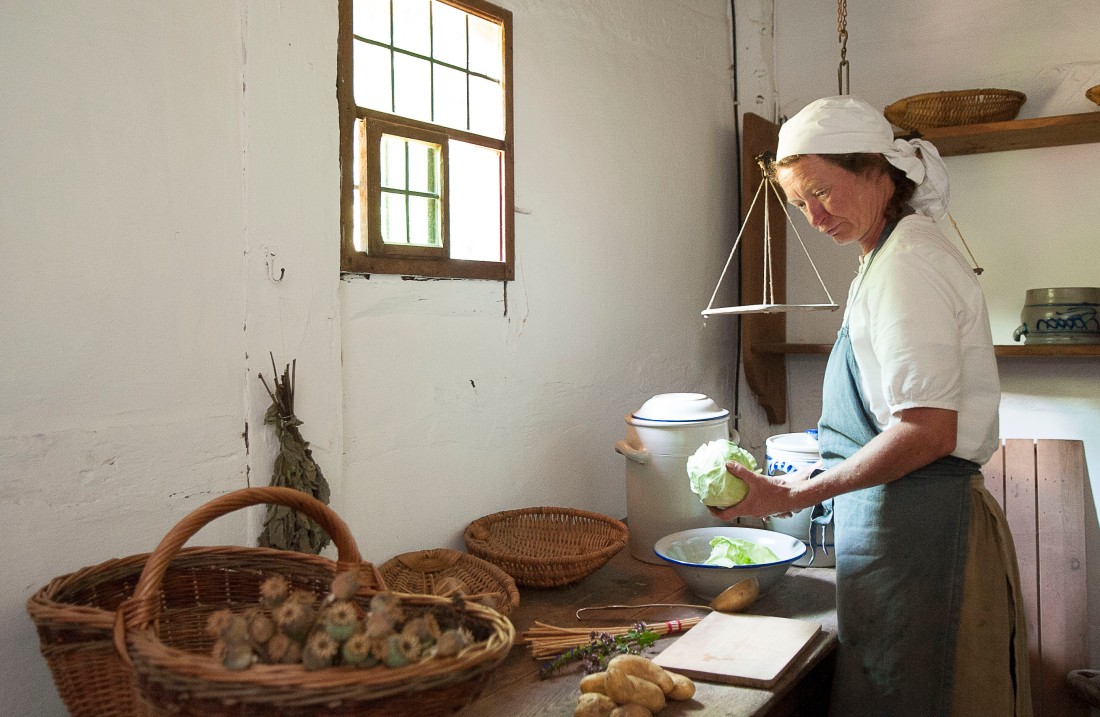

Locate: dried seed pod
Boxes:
[341,633,377,667]
[330,571,360,601]
[245,609,277,645]
[435,628,470,658]
[266,633,302,664]
[221,638,257,671]
[274,598,315,643]
[259,575,291,609]
[378,633,409,668]
[302,631,339,670]
[205,609,234,638]
[323,601,360,642]
[364,610,397,640]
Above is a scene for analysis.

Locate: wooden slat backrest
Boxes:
[981,438,1089,717]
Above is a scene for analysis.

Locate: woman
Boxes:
[711,96,1030,716]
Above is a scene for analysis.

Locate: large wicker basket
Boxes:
[31,487,513,716]
[380,548,521,616]
[463,507,628,588]
[885,88,1026,132]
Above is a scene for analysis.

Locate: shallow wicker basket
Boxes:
[885,88,1026,132]
[463,507,629,588]
[380,548,520,616]
[29,487,513,717]
[1087,85,1100,106]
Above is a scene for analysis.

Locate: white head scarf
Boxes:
[775,96,951,219]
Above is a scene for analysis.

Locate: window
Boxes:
[339,0,514,280]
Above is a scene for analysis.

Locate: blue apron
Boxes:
[818,229,980,716]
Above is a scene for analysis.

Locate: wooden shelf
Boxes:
[738,111,1100,423]
[757,343,1100,357]
[901,111,1100,156]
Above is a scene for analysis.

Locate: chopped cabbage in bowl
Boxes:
[702,536,779,567]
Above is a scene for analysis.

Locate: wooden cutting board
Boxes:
[652,611,822,689]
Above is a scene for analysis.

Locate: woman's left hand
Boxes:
[707,461,801,522]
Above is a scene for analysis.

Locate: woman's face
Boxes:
[775,155,893,255]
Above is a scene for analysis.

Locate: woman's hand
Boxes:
[707,462,795,521]
[707,462,824,522]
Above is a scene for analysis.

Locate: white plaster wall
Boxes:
[340,0,741,562]
[735,0,1100,668]
[0,0,740,711]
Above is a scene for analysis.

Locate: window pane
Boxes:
[393,53,431,122]
[469,76,502,139]
[380,135,407,190]
[449,140,502,262]
[407,195,442,247]
[392,0,430,55]
[431,1,467,68]
[468,15,501,80]
[381,191,408,244]
[353,41,392,111]
[406,140,439,194]
[433,64,468,131]
[353,188,365,251]
[352,0,390,43]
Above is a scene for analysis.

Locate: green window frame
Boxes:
[339,0,515,281]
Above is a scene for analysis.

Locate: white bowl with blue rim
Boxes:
[654,526,806,600]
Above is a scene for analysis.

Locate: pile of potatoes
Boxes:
[573,654,696,717]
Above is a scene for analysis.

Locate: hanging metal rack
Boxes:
[702,154,839,318]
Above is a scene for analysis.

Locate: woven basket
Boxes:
[463,507,628,588]
[30,487,513,717]
[1087,85,1100,106]
[380,548,521,616]
[28,544,382,717]
[885,89,1026,132]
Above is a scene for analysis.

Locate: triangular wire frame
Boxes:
[702,155,840,318]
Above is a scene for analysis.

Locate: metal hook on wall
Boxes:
[263,247,285,283]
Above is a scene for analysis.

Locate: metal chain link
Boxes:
[837,0,850,94]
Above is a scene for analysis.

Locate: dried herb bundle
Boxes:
[257,355,331,554]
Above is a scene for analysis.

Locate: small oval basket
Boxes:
[463,507,628,588]
[380,548,521,616]
[885,88,1026,132]
[1087,84,1100,106]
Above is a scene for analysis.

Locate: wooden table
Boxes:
[465,549,839,716]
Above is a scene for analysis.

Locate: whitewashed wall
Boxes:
[735,0,1100,669]
[0,0,740,712]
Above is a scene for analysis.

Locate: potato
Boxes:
[606,654,674,695]
[605,667,666,713]
[579,671,608,695]
[610,704,653,717]
[668,671,696,701]
[710,576,760,613]
[574,692,616,717]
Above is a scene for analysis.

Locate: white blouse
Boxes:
[842,214,1001,465]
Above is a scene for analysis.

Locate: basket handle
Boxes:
[112,486,363,664]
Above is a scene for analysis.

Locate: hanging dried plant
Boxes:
[256,354,332,554]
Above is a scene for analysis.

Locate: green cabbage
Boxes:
[686,439,758,508]
[702,536,779,567]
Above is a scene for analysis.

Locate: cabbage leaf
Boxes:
[702,536,779,567]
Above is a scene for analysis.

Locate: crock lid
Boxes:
[629,393,730,424]
[765,431,820,454]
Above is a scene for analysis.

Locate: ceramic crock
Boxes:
[615,393,731,564]
[1012,287,1100,344]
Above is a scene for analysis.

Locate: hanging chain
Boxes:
[837,0,850,95]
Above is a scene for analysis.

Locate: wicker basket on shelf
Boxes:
[463,507,628,588]
[29,487,513,717]
[1087,85,1100,106]
[380,548,520,616]
[885,89,1026,132]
